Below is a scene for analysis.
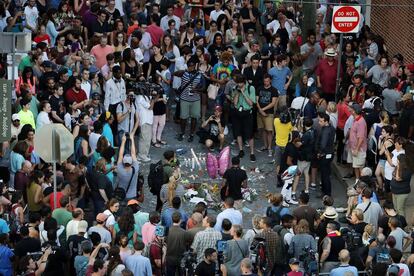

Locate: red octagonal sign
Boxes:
[332,6,361,33]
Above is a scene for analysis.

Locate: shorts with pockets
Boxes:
[180,100,201,119]
[257,113,274,132]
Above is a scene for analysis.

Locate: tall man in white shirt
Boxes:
[136,93,155,162]
[104,65,126,145]
[24,0,39,33]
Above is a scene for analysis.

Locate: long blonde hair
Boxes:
[167,169,181,206]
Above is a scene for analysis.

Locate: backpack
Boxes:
[376,247,392,264]
[147,161,167,195]
[251,238,268,273]
[266,206,283,228]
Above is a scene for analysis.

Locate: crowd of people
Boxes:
[0,0,414,275]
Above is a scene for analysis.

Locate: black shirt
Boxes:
[243,66,265,89]
[256,86,279,114]
[49,94,66,122]
[223,167,247,200]
[351,222,368,235]
[14,237,41,258]
[91,20,109,35]
[399,106,414,140]
[195,260,216,276]
[239,6,260,32]
[378,214,407,236]
[279,142,299,173]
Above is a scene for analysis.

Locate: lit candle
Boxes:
[191,158,195,170]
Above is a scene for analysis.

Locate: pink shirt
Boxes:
[90,45,115,69]
[141,222,156,245]
[349,115,367,152]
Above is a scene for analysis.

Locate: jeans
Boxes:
[319,157,333,196]
[166,263,179,276]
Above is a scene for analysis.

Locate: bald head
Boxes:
[191,212,203,226]
[338,249,350,263]
[22,160,32,173]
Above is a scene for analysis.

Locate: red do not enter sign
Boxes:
[332,6,361,33]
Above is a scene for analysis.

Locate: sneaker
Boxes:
[256,147,267,153]
[138,156,151,163]
[310,183,317,190]
[291,193,297,201]
[287,199,298,205]
[238,150,245,158]
[304,190,309,194]
[188,135,194,142]
[267,149,273,157]
[177,134,184,141]
[250,154,256,162]
[245,141,250,147]
[282,200,290,207]
[231,140,237,145]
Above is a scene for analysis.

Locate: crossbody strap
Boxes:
[234,240,246,258]
[181,72,199,91]
[363,201,372,213]
[115,166,135,194]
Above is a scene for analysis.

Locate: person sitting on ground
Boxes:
[200,105,225,151]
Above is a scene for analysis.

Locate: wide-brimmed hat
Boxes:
[324,48,337,57]
[323,206,338,219]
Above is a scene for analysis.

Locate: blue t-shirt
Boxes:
[0,219,10,235]
[358,192,379,204]
[161,207,188,229]
[0,245,13,276]
[329,264,358,276]
[268,66,292,95]
[265,205,290,217]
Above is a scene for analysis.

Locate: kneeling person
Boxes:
[200,105,225,151]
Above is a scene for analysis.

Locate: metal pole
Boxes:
[11,34,15,90]
[335,33,343,103]
[52,128,57,210]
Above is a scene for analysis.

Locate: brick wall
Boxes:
[370,0,414,63]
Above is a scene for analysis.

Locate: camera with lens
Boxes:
[340,227,362,251]
[299,246,318,275]
[180,250,197,275]
[250,237,267,274]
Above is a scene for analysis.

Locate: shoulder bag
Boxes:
[114,166,135,201]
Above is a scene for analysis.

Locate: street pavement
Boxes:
[136,121,349,228]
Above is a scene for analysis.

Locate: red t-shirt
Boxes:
[337,102,351,130]
[49,191,63,211]
[127,23,139,37]
[150,243,162,276]
[147,24,164,46]
[65,88,87,105]
[34,34,51,45]
[316,58,341,94]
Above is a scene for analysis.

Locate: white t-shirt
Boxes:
[384,149,405,181]
[24,6,39,33]
[0,10,11,32]
[89,132,101,152]
[103,209,116,229]
[210,10,225,22]
[36,111,52,129]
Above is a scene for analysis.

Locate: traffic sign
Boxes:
[34,124,74,163]
[331,6,361,33]
[0,80,12,142]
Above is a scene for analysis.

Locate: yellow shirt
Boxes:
[18,109,36,129]
[274,118,293,147]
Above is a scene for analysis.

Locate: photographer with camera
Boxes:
[232,74,257,162]
[116,90,139,150]
[200,105,225,151]
[18,247,52,276]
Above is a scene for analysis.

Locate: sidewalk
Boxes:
[331,162,414,225]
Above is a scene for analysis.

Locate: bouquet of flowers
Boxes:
[241,187,258,202]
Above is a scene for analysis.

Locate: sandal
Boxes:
[157,140,167,145]
[151,142,161,148]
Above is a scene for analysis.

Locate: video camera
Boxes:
[180,250,197,276]
[340,227,363,251]
[299,246,318,275]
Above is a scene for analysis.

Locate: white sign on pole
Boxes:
[331,6,361,34]
[34,124,74,163]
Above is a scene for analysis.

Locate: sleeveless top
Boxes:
[27,182,42,212]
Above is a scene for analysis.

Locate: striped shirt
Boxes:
[191,227,222,264]
[179,71,203,102]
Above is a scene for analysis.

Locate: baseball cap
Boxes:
[96,213,108,223]
[123,154,133,165]
[289,258,300,265]
[91,92,101,99]
[387,265,400,275]
[42,60,53,68]
[78,220,88,233]
[127,199,139,206]
[350,103,362,114]
[12,114,20,121]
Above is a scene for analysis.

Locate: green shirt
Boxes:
[18,56,33,72]
[133,211,149,240]
[232,82,256,111]
[52,208,73,227]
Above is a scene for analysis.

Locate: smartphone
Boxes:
[217,240,227,253]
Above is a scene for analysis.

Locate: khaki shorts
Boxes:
[297,160,311,173]
[257,113,274,131]
[180,100,201,119]
[347,150,366,168]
